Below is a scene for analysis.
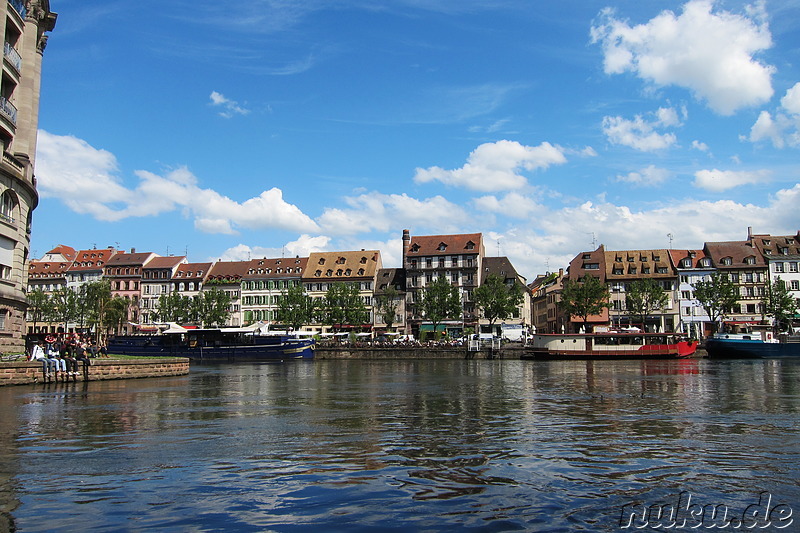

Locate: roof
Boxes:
[604,248,673,279]
[207,261,250,280]
[748,231,800,257]
[481,256,526,284]
[68,248,118,272]
[305,250,382,281]
[28,260,71,279]
[243,257,308,279]
[703,241,766,268]
[406,233,483,256]
[42,245,77,262]
[375,268,406,294]
[105,252,158,267]
[143,256,187,270]
[174,262,213,281]
[668,249,711,269]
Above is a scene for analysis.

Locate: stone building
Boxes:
[0,0,56,351]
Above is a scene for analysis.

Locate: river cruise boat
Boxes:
[705,331,800,359]
[107,326,314,362]
[521,328,698,360]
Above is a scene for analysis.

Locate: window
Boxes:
[466,241,475,250]
[583,263,600,270]
[721,257,732,265]
[701,258,711,267]
[0,191,17,223]
[682,291,691,299]
[792,280,799,291]
[775,263,784,273]
[790,263,798,273]
[681,259,691,268]
[745,256,756,265]
[657,267,668,274]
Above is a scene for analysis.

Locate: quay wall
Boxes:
[0,358,190,386]
[315,345,524,360]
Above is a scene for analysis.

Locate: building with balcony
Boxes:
[0,0,56,351]
[103,250,158,334]
[140,255,187,325]
[669,249,714,338]
[204,261,249,326]
[402,230,483,337]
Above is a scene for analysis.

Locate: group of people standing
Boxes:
[29,334,108,382]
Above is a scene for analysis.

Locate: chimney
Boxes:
[130,247,136,253]
[402,229,410,268]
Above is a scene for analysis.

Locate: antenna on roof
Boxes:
[667,233,674,249]
[587,232,596,248]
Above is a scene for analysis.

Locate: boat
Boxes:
[107,327,314,362]
[521,328,698,360]
[705,330,800,359]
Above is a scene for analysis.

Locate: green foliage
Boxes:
[762,279,798,333]
[278,284,317,330]
[49,288,79,331]
[192,288,232,327]
[625,278,670,327]
[83,281,112,340]
[156,292,194,323]
[104,295,130,334]
[473,274,523,327]
[558,274,610,331]
[26,289,53,332]
[419,276,461,338]
[376,285,400,329]
[692,272,739,332]
[320,282,368,328]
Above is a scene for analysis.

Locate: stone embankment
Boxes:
[315,344,525,359]
[0,358,190,386]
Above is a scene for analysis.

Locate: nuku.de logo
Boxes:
[619,491,793,529]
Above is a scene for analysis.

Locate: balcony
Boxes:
[4,42,21,73]
[0,97,17,125]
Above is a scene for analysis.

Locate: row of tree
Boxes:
[559,274,797,334]
[27,274,526,339]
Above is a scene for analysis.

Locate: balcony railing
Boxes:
[3,42,21,72]
[9,0,26,18]
[0,97,17,125]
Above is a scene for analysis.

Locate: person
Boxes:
[46,341,66,381]
[30,341,54,378]
[61,340,79,379]
[74,341,91,373]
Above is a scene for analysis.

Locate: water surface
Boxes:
[0,359,798,531]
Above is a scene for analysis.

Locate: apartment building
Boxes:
[303,250,382,333]
[140,255,187,325]
[103,251,158,334]
[204,261,249,327]
[373,267,406,333]
[241,256,306,326]
[702,239,768,328]
[669,249,714,338]
[480,256,531,336]
[402,230,483,337]
[0,0,57,350]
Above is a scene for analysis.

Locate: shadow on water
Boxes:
[0,358,798,531]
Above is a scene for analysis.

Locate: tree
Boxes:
[419,276,461,338]
[26,289,53,334]
[473,274,523,333]
[50,288,78,334]
[104,295,130,335]
[192,289,232,327]
[558,274,610,333]
[278,283,317,331]
[762,279,798,334]
[376,285,400,330]
[320,282,368,330]
[625,278,670,330]
[83,281,112,342]
[156,292,193,323]
[692,272,739,333]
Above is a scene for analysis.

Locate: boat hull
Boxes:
[108,335,315,362]
[521,332,698,361]
[705,338,800,359]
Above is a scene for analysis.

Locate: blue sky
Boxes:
[32,0,800,279]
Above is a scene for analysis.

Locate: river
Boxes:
[0,358,798,532]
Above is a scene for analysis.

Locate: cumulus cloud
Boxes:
[472,192,542,218]
[748,82,800,148]
[210,91,250,118]
[215,235,332,262]
[318,192,471,235]
[693,168,771,191]
[602,107,681,151]
[36,131,317,234]
[413,140,567,191]
[615,165,671,186]
[591,0,774,115]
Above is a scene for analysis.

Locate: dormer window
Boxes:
[410,243,420,253]
[681,259,691,268]
[358,268,365,275]
[326,269,333,276]
[721,257,732,266]
[744,256,756,265]
[438,243,447,252]
[700,258,711,267]
[466,241,475,250]
[360,257,367,264]
[315,270,322,277]
[336,257,345,264]
[336,269,343,276]
[345,269,352,276]
[319,258,326,265]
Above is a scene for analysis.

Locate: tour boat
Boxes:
[705,331,800,359]
[107,327,314,362]
[521,328,698,360]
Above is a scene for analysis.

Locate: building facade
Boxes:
[0,0,56,351]
[241,257,306,326]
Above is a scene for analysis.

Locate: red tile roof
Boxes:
[406,233,483,256]
[243,257,308,279]
[69,248,118,271]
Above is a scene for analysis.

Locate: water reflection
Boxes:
[0,359,798,531]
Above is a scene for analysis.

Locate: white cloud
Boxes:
[413,140,567,191]
[472,192,541,218]
[693,168,771,191]
[209,91,250,118]
[615,165,671,186]
[691,140,709,152]
[591,0,774,115]
[215,235,332,262]
[35,131,318,234]
[317,192,471,235]
[602,107,680,151]
[782,82,800,115]
[748,83,800,148]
